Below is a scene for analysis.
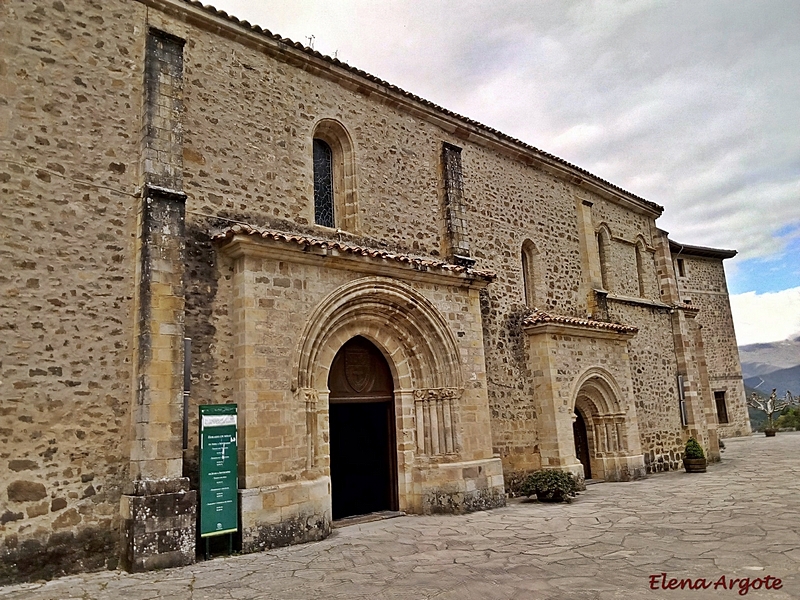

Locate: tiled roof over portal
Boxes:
[212,224,497,281]
[523,309,638,334]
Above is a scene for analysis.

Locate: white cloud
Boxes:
[551,123,605,153]
[730,288,800,345]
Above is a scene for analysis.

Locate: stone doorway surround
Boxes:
[572,369,645,482]
[214,225,505,553]
[293,276,504,516]
[523,310,646,483]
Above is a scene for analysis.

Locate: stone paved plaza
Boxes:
[3,433,799,600]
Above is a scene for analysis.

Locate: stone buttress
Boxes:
[120,28,196,572]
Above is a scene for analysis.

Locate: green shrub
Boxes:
[775,406,800,431]
[684,437,705,460]
[520,470,578,503]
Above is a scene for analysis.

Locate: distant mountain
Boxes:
[739,333,800,398]
[741,361,779,379]
[739,334,800,378]
[744,364,800,396]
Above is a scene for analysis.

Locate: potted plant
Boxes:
[683,437,707,473]
[748,389,796,437]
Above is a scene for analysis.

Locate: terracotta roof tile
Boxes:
[523,309,638,334]
[178,0,661,216]
[212,224,497,280]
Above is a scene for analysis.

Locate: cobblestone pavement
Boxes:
[3,433,799,600]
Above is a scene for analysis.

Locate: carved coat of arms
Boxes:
[344,345,375,393]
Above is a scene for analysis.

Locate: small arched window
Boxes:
[521,239,538,307]
[313,138,334,228]
[312,119,357,232]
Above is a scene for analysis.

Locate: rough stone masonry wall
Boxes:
[0,0,144,583]
[137,6,676,488]
[607,302,685,472]
[139,6,570,491]
[141,8,458,477]
[677,256,750,438]
[172,21,445,255]
[142,0,502,515]
[461,146,587,476]
[589,196,689,470]
[150,0,696,483]
[591,196,660,299]
[467,167,688,477]
[0,0,741,581]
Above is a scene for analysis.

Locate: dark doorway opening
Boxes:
[573,410,592,479]
[328,336,397,520]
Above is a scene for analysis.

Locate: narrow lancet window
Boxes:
[597,231,609,290]
[521,240,538,306]
[313,138,335,228]
[635,244,646,297]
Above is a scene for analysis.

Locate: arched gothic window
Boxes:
[311,119,358,231]
[313,138,334,228]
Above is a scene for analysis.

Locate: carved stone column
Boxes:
[302,388,319,468]
[413,388,460,456]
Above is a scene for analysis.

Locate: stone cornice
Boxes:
[138,0,663,219]
[524,321,638,341]
[675,303,701,316]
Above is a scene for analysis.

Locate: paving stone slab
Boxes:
[1,433,799,600]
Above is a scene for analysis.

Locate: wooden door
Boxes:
[573,410,592,480]
[328,336,397,519]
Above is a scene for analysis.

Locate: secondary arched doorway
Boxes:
[328,336,398,519]
[570,368,646,482]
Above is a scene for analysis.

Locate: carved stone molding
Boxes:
[414,388,461,455]
[299,388,319,468]
[590,413,628,454]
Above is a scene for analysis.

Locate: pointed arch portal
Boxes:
[571,369,645,482]
[293,276,474,515]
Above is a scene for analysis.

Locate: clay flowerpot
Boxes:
[764,429,777,437]
[683,458,707,473]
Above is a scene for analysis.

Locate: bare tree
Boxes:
[748,389,797,431]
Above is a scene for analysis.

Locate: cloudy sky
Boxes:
[209,0,800,345]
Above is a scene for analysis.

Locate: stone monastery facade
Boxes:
[0,0,750,583]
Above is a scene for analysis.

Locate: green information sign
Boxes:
[199,404,238,538]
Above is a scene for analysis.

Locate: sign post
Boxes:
[199,404,238,556]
